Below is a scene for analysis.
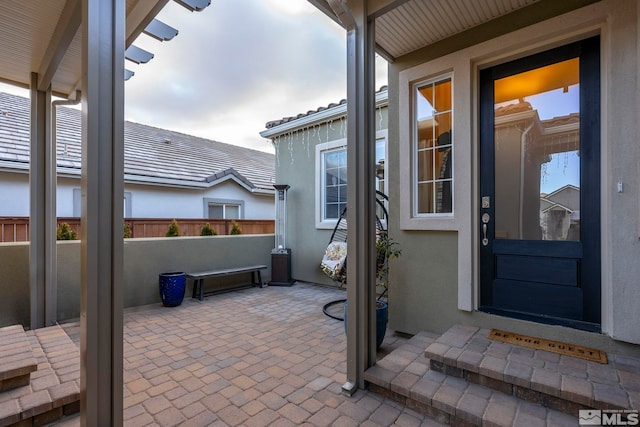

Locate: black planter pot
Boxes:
[159,272,186,307]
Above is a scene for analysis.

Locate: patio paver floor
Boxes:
[49,282,443,426]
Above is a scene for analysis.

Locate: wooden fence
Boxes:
[0,217,274,243]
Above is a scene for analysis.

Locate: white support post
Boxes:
[341,0,377,392]
[80,0,125,425]
[29,73,57,329]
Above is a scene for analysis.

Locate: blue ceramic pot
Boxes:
[159,272,186,307]
[343,300,388,349]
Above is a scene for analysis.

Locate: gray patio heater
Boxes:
[270,184,294,286]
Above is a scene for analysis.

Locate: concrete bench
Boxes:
[187,264,267,301]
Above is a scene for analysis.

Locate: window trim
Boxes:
[315,138,347,229]
[411,76,454,218]
[315,130,389,229]
[203,198,244,220]
[400,68,464,232]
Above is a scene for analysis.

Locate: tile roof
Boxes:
[0,92,275,192]
[264,85,388,130]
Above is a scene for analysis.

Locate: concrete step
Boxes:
[365,329,580,426]
[424,325,640,415]
[0,325,37,393]
[0,324,80,427]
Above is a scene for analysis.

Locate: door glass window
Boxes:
[494,58,580,241]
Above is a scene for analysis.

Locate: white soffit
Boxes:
[375,0,541,59]
[0,0,206,98]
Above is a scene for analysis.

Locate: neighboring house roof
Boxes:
[540,201,574,214]
[0,92,275,193]
[261,86,388,138]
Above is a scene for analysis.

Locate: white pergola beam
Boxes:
[80,0,125,424]
[125,0,170,47]
[37,0,81,92]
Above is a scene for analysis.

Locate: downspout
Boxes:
[45,91,80,326]
[519,121,535,239]
[52,91,81,141]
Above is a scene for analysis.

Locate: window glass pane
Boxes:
[209,205,223,219]
[226,205,240,220]
[417,182,434,214]
[414,77,453,215]
[375,137,385,194]
[494,58,580,240]
[435,149,452,179]
[417,85,434,119]
[323,147,347,220]
[434,79,452,112]
[435,180,452,213]
[326,185,338,203]
[325,203,339,220]
[435,113,452,146]
[417,149,434,182]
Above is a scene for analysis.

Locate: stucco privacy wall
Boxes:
[387,0,640,346]
[0,235,273,327]
[272,107,388,288]
[0,171,274,219]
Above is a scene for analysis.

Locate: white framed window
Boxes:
[413,76,453,217]
[316,131,388,229]
[204,198,243,219]
[316,138,347,228]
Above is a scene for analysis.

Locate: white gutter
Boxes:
[260,89,388,139]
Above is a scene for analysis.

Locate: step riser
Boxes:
[424,325,638,412]
[368,382,475,427]
[0,325,80,427]
[430,359,589,417]
[0,374,30,393]
[0,325,37,393]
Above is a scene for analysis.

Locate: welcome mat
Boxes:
[488,329,608,364]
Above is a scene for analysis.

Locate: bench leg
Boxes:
[199,279,204,301]
[256,270,263,288]
[191,278,197,299]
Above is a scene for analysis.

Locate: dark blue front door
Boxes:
[479,37,601,331]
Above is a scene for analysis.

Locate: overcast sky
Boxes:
[0,0,387,154]
[127,0,387,153]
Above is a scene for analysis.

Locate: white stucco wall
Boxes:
[0,171,275,219]
[0,170,30,216]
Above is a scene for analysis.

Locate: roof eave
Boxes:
[260,88,388,139]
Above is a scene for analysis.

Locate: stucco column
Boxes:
[336,0,377,393]
[29,73,57,329]
[80,0,125,425]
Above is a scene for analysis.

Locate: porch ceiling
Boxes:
[0,0,200,98]
[309,0,540,61]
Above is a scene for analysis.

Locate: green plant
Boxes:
[56,223,78,240]
[123,223,132,238]
[166,219,180,237]
[200,223,217,236]
[229,220,242,235]
[375,232,401,297]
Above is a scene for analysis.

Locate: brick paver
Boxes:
[46,283,442,426]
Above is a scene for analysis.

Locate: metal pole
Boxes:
[29,73,56,329]
[80,0,125,425]
[342,0,377,393]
